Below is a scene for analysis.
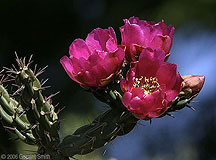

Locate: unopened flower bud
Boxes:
[181,75,205,98]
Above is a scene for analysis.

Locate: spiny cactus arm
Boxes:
[59,107,138,157]
[0,83,36,145]
[0,56,69,160]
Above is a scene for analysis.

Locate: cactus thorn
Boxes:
[26,54,34,68]
[12,86,24,96]
[41,78,49,86]
[12,64,18,72]
[36,65,48,77]
[3,126,16,131]
[56,107,66,115]
[33,64,38,74]
[149,119,152,125]
[46,91,60,101]
[54,103,60,108]
[167,113,175,118]
[38,86,51,91]
[186,105,196,111]
[102,149,107,156]
[3,66,18,74]
[137,122,146,127]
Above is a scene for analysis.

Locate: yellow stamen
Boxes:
[133,76,160,95]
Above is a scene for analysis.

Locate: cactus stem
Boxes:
[80,136,96,149]
[8,137,20,141]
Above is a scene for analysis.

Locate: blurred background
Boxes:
[0,0,216,159]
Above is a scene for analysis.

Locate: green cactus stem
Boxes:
[0,84,36,145]
[59,107,138,157]
[0,56,69,160]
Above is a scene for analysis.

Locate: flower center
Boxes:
[133,76,160,95]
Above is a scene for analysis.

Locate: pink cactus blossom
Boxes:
[60,27,125,87]
[120,48,183,120]
[120,16,175,62]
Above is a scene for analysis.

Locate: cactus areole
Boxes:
[0,17,205,159]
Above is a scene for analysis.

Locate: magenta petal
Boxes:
[125,69,136,91]
[86,28,111,52]
[165,73,183,102]
[69,39,90,59]
[60,56,78,83]
[86,30,102,52]
[145,91,165,118]
[102,48,124,74]
[106,38,118,52]
[120,79,127,92]
[82,71,97,86]
[136,48,164,77]
[139,48,165,63]
[122,92,132,107]
[131,88,144,98]
[151,35,172,54]
[142,94,155,108]
[107,27,117,43]
[130,96,146,113]
[120,19,144,50]
[168,25,175,38]
[78,57,90,71]
[156,63,178,90]
[70,57,82,74]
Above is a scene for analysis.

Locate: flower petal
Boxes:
[136,48,165,77]
[156,63,178,91]
[60,56,79,83]
[69,39,91,59]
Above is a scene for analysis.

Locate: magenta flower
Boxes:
[120,48,183,120]
[120,16,175,62]
[60,27,125,87]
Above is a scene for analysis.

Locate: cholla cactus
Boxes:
[0,16,205,160]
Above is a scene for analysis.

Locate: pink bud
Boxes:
[120,16,175,62]
[60,27,125,88]
[181,75,205,98]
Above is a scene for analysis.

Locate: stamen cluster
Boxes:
[133,76,160,95]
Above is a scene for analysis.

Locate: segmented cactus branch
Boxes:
[0,55,68,160]
[59,108,138,157]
